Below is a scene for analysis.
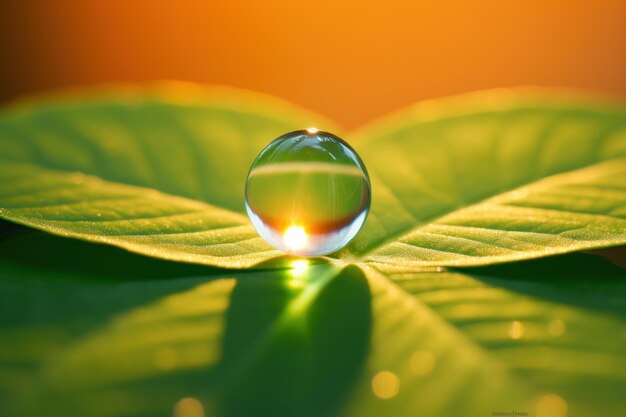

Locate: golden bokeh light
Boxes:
[174,397,205,417]
[536,393,568,417]
[284,226,308,251]
[371,371,400,400]
[509,320,524,340]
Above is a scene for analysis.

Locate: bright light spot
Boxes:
[287,280,305,289]
[291,259,309,277]
[287,260,309,288]
[174,397,205,417]
[548,319,566,337]
[154,347,178,370]
[410,351,435,376]
[509,320,524,340]
[306,127,319,134]
[371,371,400,399]
[284,226,308,251]
[536,393,568,417]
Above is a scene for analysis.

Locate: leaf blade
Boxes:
[349,90,626,267]
[0,231,534,417]
[0,161,280,268]
[0,84,335,267]
[1,86,625,268]
[363,158,626,270]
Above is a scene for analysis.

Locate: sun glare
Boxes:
[291,259,309,276]
[284,226,308,251]
[306,127,319,134]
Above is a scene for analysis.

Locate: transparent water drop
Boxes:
[245,129,371,256]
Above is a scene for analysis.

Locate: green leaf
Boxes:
[1,229,624,416]
[349,90,626,268]
[0,84,335,268]
[1,85,625,416]
[386,255,626,417]
[0,86,625,268]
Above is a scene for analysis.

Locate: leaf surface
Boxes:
[0,87,624,268]
[1,230,624,416]
[0,84,333,267]
[0,86,625,417]
[349,90,626,267]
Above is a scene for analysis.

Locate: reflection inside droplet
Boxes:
[284,226,308,251]
[245,130,371,256]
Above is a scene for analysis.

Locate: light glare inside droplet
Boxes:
[284,226,308,251]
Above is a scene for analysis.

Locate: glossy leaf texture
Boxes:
[0,84,335,268]
[0,86,625,417]
[349,90,626,268]
[2,229,625,416]
[0,86,624,268]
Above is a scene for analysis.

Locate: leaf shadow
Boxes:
[217,262,372,417]
[0,227,373,417]
[0,220,223,282]
[457,252,626,320]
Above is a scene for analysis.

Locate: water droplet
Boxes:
[245,129,371,256]
[371,371,400,399]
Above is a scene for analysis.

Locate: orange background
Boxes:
[1,0,625,129]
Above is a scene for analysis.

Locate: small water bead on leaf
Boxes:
[245,129,371,256]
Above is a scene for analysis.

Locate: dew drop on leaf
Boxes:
[245,129,371,256]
